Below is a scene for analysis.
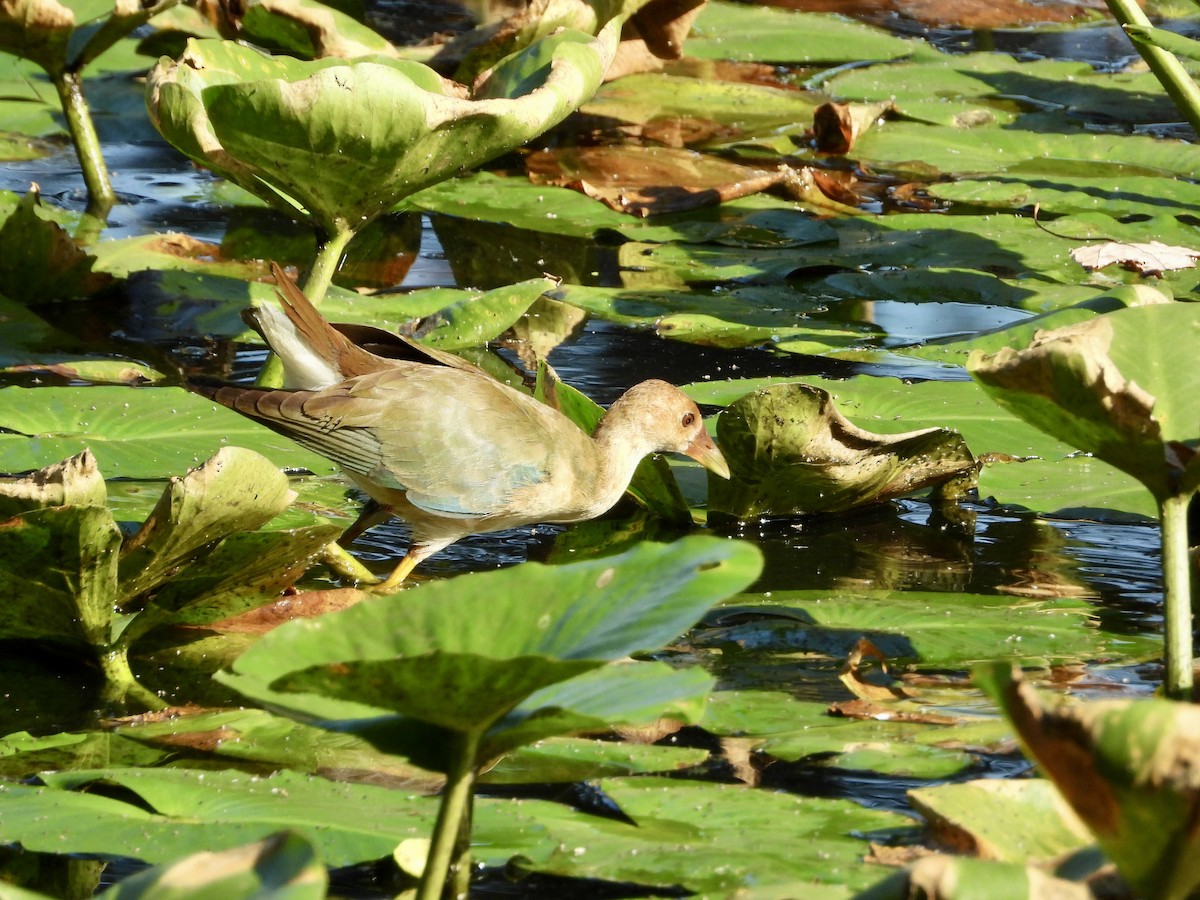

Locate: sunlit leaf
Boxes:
[0,386,335,478]
[908,778,1093,861]
[968,304,1200,500]
[709,382,976,519]
[146,28,617,236]
[977,662,1200,899]
[686,1,913,64]
[221,538,760,739]
[701,590,1157,668]
[508,776,912,894]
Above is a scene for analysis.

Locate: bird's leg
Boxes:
[369,549,425,594]
[338,499,392,547]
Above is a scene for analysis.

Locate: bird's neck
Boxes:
[587,418,653,514]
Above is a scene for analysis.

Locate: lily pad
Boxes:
[977,662,1200,899]
[220,537,761,745]
[709,382,976,519]
[701,590,1158,669]
[686,1,913,64]
[684,375,1159,520]
[147,28,616,237]
[508,775,912,894]
[968,304,1200,501]
[103,831,327,900]
[0,386,336,478]
[908,778,1093,861]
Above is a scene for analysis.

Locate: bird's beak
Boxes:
[685,430,731,480]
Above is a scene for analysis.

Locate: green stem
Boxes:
[417,730,480,900]
[1161,492,1195,699]
[303,225,355,306]
[319,542,380,585]
[1106,0,1200,135]
[98,645,168,712]
[53,71,115,219]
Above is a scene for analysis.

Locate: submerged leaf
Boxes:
[709,382,977,520]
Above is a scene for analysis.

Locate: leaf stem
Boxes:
[1105,0,1200,136]
[1160,491,1195,699]
[53,71,114,219]
[303,225,355,306]
[98,645,167,712]
[417,729,479,900]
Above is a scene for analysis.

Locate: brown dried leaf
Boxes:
[838,636,917,701]
[527,144,784,215]
[827,699,960,725]
[812,100,893,154]
[207,587,367,634]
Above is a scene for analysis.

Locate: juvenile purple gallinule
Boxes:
[200,266,729,592]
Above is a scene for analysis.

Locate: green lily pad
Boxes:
[703,691,991,779]
[709,382,976,519]
[686,1,913,64]
[701,590,1158,669]
[683,375,1158,520]
[827,51,1177,129]
[581,70,821,139]
[147,28,615,236]
[0,768,443,866]
[237,0,394,58]
[0,188,112,301]
[221,538,761,751]
[969,303,1200,501]
[908,778,1093,862]
[0,386,336,478]
[508,775,912,894]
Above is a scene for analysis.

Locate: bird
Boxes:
[195,264,731,592]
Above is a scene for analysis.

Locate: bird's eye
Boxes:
[682,412,696,427]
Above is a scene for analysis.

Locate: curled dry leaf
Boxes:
[812,100,894,155]
[1071,240,1200,277]
[839,636,917,702]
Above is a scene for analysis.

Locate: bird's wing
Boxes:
[213,369,592,518]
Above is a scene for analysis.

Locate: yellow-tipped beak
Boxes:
[685,430,731,480]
